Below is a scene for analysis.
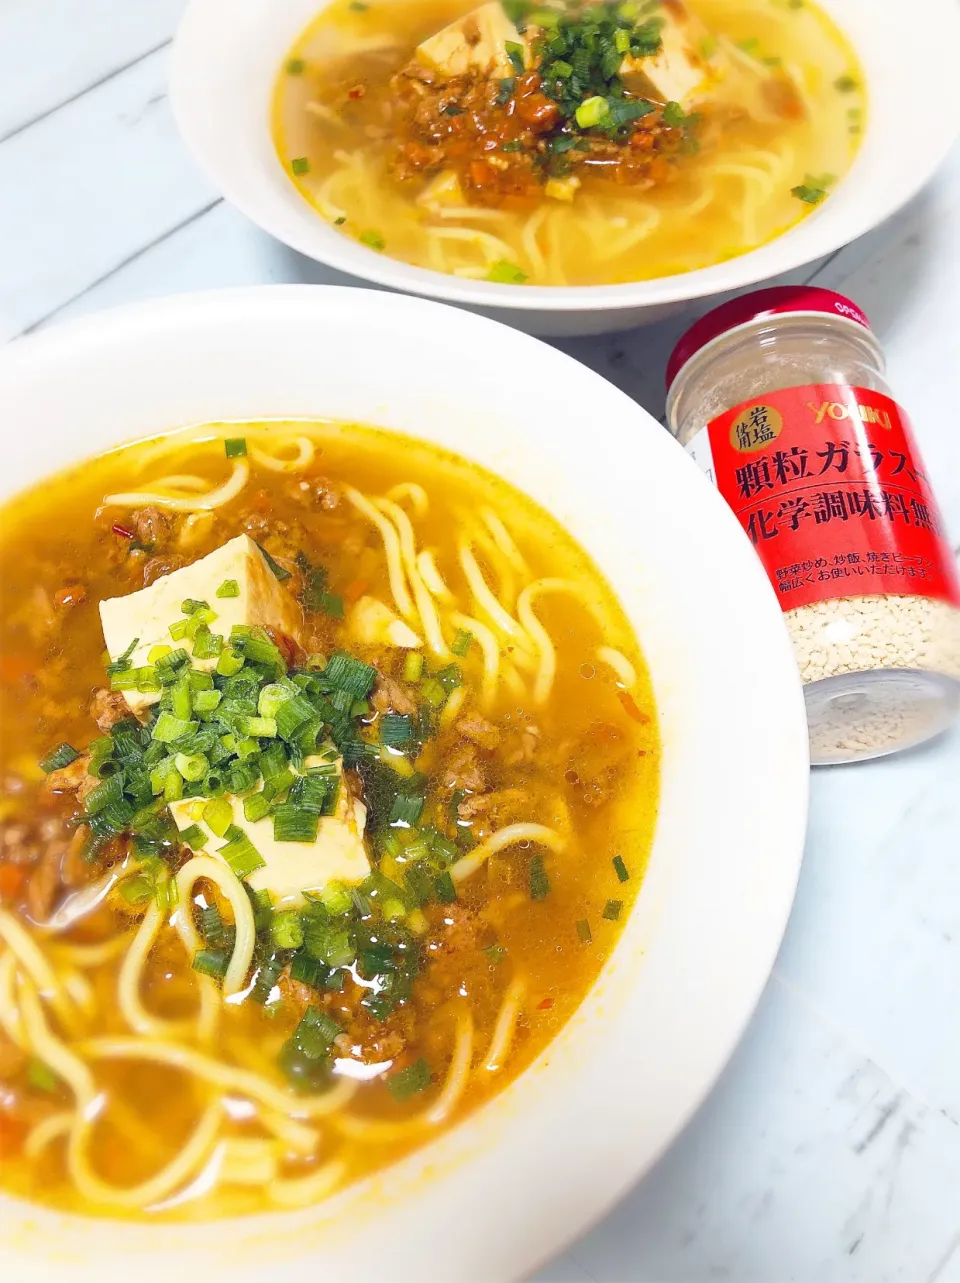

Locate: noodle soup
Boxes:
[273,0,866,287]
[0,421,658,1218]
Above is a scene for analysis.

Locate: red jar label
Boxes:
[687,384,960,612]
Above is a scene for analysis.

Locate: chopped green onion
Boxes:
[84,774,123,816]
[324,652,376,698]
[240,716,278,739]
[181,598,209,616]
[614,27,631,52]
[224,438,247,458]
[387,1058,431,1102]
[791,183,828,205]
[576,918,593,943]
[219,826,265,879]
[271,910,305,950]
[199,903,226,944]
[529,853,550,901]
[153,712,197,743]
[359,229,385,251]
[243,792,273,824]
[174,751,207,782]
[105,637,139,677]
[835,74,858,92]
[662,100,686,128]
[612,855,630,883]
[291,156,310,176]
[216,646,245,677]
[216,579,240,599]
[602,898,624,921]
[273,804,320,844]
[254,542,291,582]
[119,875,154,905]
[27,1058,59,1093]
[505,40,525,74]
[319,881,352,915]
[402,652,424,683]
[203,797,234,838]
[485,943,506,964]
[193,688,223,713]
[192,628,224,660]
[450,629,474,657]
[286,57,306,74]
[575,95,610,128]
[39,743,79,774]
[193,948,230,979]
[487,260,528,285]
[434,871,457,904]
[178,823,206,849]
[380,713,414,748]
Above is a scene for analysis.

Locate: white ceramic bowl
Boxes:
[0,286,808,1283]
[169,0,960,336]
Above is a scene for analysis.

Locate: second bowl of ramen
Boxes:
[170,0,960,334]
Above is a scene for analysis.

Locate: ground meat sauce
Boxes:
[390,63,686,204]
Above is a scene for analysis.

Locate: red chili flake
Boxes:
[537,997,554,1011]
[617,690,650,725]
[112,522,134,540]
[347,84,366,100]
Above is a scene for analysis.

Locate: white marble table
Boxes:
[3,4,960,1278]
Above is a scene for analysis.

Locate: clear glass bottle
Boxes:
[666,286,960,765]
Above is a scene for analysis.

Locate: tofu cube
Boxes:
[620,1,723,107]
[416,3,526,79]
[170,755,371,906]
[99,535,302,715]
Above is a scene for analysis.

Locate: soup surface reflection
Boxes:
[273,0,865,285]
[0,421,658,1218]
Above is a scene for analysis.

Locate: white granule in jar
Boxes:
[666,294,960,763]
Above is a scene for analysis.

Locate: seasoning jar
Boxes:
[665,286,960,765]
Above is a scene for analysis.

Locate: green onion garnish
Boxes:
[203,796,234,838]
[602,899,624,921]
[219,826,265,879]
[575,95,610,128]
[273,803,320,844]
[612,855,630,883]
[505,40,525,74]
[291,157,310,176]
[27,1058,59,1093]
[792,183,828,205]
[359,229,385,251]
[530,853,550,901]
[254,542,291,582]
[193,947,230,979]
[271,909,305,950]
[178,823,206,849]
[380,713,414,748]
[387,1058,431,1101]
[216,579,240,599]
[487,260,528,285]
[451,629,474,657]
[403,652,424,683]
[576,919,592,943]
[286,58,306,74]
[224,438,247,458]
[834,74,858,92]
[39,743,80,774]
[434,871,457,904]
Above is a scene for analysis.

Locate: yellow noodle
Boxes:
[596,645,637,689]
[49,932,134,968]
[484,975,527,1073]
[249,437,315,473]
[418,550,453,600]
[0,909,80,1032]
[17,975,97,1109]
[459,540,526,642]
[450,824,565,885]
[450,610,500,707]
[385,482,429,517]
[62,969,95,1015]
[78,1037,358,1119]
[259,1110,321,1156]
[345,485,415,621]
[268,1159,347,1207]
[501,662,527,701]
[67,1100,223,1211]
[172,857,256,998]
[118,900,219,1042]
[103,461,249,512]
[478,509,528,575]
[439,684,467,729]
[516,579,606,704]
[0,951,26,1047]
[376,497,450,657]
[24,1110,73,1160]
[335,1008,473,1140]
[219,1137,280,1186]
[520,205,550,279]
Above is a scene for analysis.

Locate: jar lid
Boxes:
[665,287,873,391]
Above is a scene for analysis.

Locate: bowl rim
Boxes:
[168,0,960,314]
[0,285,811,1281]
